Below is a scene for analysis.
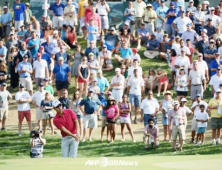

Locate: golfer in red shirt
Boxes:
[53,100,80,157]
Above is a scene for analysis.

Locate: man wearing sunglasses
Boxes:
[53,100,80,158]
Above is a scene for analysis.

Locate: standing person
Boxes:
[195,104,209,145]
[86,19,98,47]
[209,67,222,97]
[96,0,110,34]
[33,53,49,88]
[124,1,136,36]
[0,83,12,131]
[53,100,80,158]
[127,69,144,124]
[78,56,90,97]
[15,83,32,136]
[32,83,47,130]
[54,46,71,66]
[190,94,208,143]
[78,0,88,39]
[169,101,186,153]
[13,0,27,31]
[48,0,65,30]
[180,98,192,132]
[105,97,119,143]
[156,0,168,31]
[63,0,75,27]
[71,45,83,89]
[194,4,205,35]
[140,90,159,126]
[143,4,157,34]
[0,6,12,42]
[0,40,7,61]
[110,68,125,103]
[97,69,110,94]
[78,89,101,142]
[165,2,178,36]
[119,94,136,142]
[30,16,40,38]
[59,89,71,109]
[208,89,222,145]
[40,92,54,136]
[27,31,41,61]
[43,78,54,96]
[25,3,32,26]
[133,0,146,36]
[52,57,71,98]
[188,60,206,102]
[17,55,33,96]
[70,90,83,140]
[159,91,173,141]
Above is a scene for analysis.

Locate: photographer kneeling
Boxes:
[30,130,46,158]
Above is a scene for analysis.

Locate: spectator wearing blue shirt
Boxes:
[136,23,149,50]
[41,36,56,55]
[114,43,132,66]
[13,0,27,30]
[204,40,217,70]
[144,34,160,59]
[204,18,216,39]
[17,25,27,41]
[102,27,119,53]
[194,34,209,60]
[1,6,12,41]
[165,2,178,36]
[17,55,33,95]
[78,89,101,142]
[210,53,222,77]
[152,0,160,11]
[0,41,7,61]
[48,0,65,29]
[87,19,98,47]
[52,57,71,98]
[156,0,168,31]
[27,31,41,61]
[54,46,70,66]
[85,41,100,60]
[39,46,51,68]
[97,70,110,93]
[124,2,136,37]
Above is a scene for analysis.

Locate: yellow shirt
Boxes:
[64,5,75,20]
[208,98,222,118]
[133,1,146,17]
[143,9,157,23]
[78,0,88,17]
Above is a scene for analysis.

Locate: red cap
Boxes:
[132,48,138,53]
[37,52,41,57]
[39,46,44,50]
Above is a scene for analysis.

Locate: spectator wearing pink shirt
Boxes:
[84,6,101,35]
[105,97,119,143]
[169,101,186,153]
[143,118,159,151]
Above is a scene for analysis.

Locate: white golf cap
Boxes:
[115,68,121,72]
[180,98,187,102]
[52,100,61,108]
[216,89,221,93]
[3,6,8,9]
[173,101,180,106]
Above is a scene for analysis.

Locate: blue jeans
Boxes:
[144,114,157,127]
[129,94,141,106]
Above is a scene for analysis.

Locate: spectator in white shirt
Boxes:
[209,67,222,96]
[128,59,143,79]
[194,4,205,34]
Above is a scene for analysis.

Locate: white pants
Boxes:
[63,20,74,27]
[53,16,64,28]
[112,89,123,102]
[145,22,154,34]
[61,136,79,158]
[15,20,24,30]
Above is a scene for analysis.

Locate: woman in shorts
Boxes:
[145,68,156,91]
[105,96,119,143]
[70,90,83,139]
[40,92,54,136]
[156,68,169,97]
[118,94,136,142]
[175,67,188,101]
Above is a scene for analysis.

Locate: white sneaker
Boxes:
[121,139,125,142]
[82,138,86,142]
[216,138,221,144]
[137,45,141,50]
[212,139,216,145]
[18,132,22,136]
[89,138,93,142]
[194,143,199,146]
[157,93,160,97]
[133,139,136,143]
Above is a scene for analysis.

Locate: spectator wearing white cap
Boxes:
[213,27,222,43]
[203,7,220,28]
[143,4,157,34]
[186,0,196,18]
[201,1,210,15]
[174,48,190,75]
[110,68,125,102]
[209,67,222,97]
[1,6,12,42]
[169,100,186,153]
[180,98,192,131]
[194,4,205,34]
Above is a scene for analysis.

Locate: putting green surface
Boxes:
[0,155,222,170]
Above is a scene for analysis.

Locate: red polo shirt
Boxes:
[53,109,77,137]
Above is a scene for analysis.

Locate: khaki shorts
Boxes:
[20,77,33,91]
[52,16,64,28]
[36,107,43,121]
[172,125,185,141]
[211,117,222,129]
[191,117,197,131]
[73,16,78,26]
[83,114,97,129]
[0,108,8,120]
[101,116,106,128]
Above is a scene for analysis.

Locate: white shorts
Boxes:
[73,16,78,26]
[191,117,197,131]
[120,116,131,124]
[52,16,64,28]
[15,20,24,30]
[36,107,43,120]
[80,17,85,28]
[112,89,123,102]
[63,20,74,27]
[83,114,97,128]
[100,15,109,30]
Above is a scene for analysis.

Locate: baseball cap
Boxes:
[181,10,185,12]
[180,98,187,102]
[187,23,192,27]
[186,9,192,12]
[110,27,115,31]
[108,96,115,101]
[97,69,102,74]
[210,39,214,43]
[201,29,207,33]
[216,53,220,55]
[189,0,194,2]
[207,18,212,21]
[58,57,64,61]
[124,21,129,26]
[196,94,201,98]
[173,101,179,106]
[23,54,28,58]
[3,6,8,9]
[146,4,152,7]
[170,35,175,41]
[216,89,221,93]
[1,82,7,86]
[217,67,221,70]
[115,68,121,72]
[170,2,175,6]
[141,22,145,26]
[102,45,107,48]
[36,53,41,57]
[43,78,48,82]
[151,33,156,37]
[210,7,215,10]
[199,104,205,107]
[39,46,44,50]
[181,48,186,52]
[52,100,61,108]
[53,30,58,34]
[89,52,94,56]
[161,0,165,2]
[19,83,25,88]
[88,88,94,93]
[132,48,138,53]
[198,53,203,57]
[39,82,44,87]
[92,78,98,82]
[156,27,161,30]
[107,91,112,95]
[180,66,185,70]
[20,25,25,28]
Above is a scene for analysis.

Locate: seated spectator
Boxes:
[143,34,160,59]
[154,27,164,43]
[119,21,131,37]
[143,118,159,151]
[210,53,222,77]
[99,45,113,71]
[130,48,141,64]
[54,46,71,66]
[145,68,156,91]
[156,68,169,97]
[17,25,27,41]
[136,23,149,50]
[87,52,100,77]
[85,41,99,61]
[114,43,132,66]
[65,25,77,48]
[119,28,131,48]
[44,25,53,39]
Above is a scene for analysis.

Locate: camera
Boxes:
[30,130,42,138]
